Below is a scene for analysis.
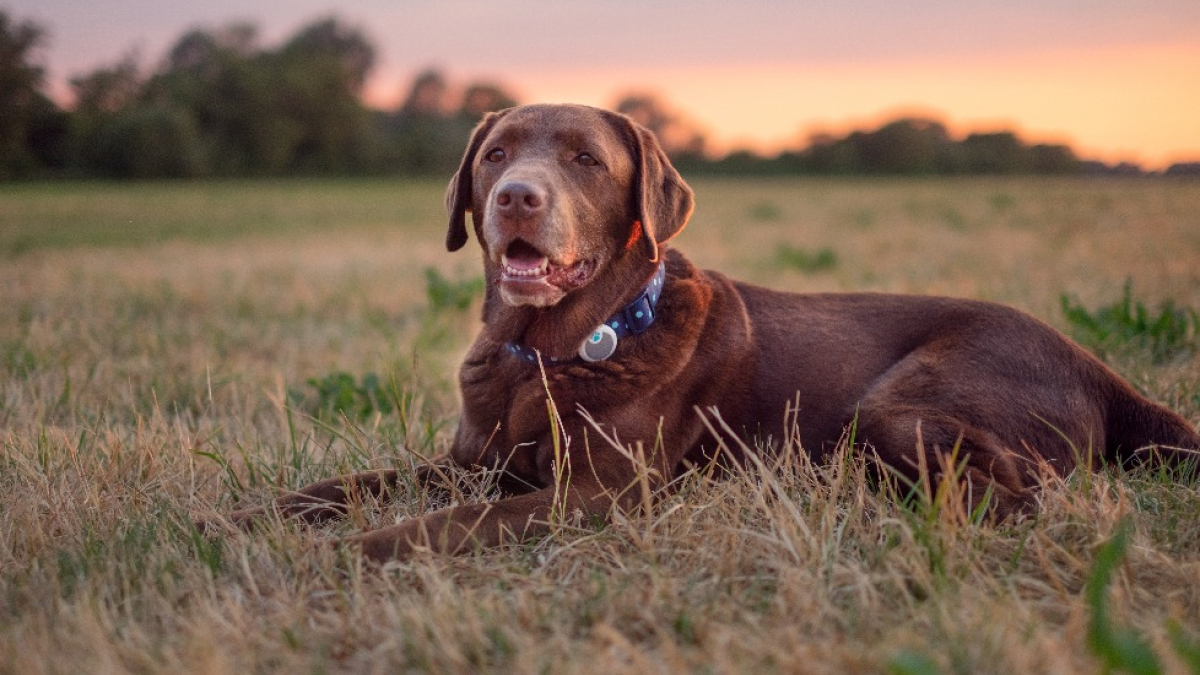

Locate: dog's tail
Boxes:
[1104,379,1200,478]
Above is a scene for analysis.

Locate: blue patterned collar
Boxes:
[505,261,667,365]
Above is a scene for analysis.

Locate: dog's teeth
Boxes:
[502,256,550,278]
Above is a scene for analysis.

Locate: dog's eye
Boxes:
[485,149,506,163]
[575,152,600,167]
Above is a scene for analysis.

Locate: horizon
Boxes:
[10,1,1200,169]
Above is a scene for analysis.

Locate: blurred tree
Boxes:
[961,131,1028,173]
[23,95,70,172]
[70,53,205,178]
[69,54,150,174]
[797,132,860,174]
[386,69,454,173]
[458,82,517,121]
[381,71,520,174]
[70,54,142,115]
[282,17,374,93]
[0,11,68,177]
[88,105,204,178]
[166,23,257,73]
[277,17,376,172]
[150,27,287,173]
[856,118,950,174]
[1165,162,1200,177]
[400,69,447,115]
[615,94,707,160]
[137,17,376,175]
[1028,143,1079,174]
[768,116,1088,176]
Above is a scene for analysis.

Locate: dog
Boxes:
[212,103,1199,561]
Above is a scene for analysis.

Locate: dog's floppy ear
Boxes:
[626,120,695,262]
[445,109,510,252]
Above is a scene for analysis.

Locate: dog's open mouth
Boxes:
[498,240,594,305]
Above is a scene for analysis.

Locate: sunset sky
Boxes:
[12,0,1200,168]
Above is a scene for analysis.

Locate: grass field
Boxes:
[2,176,1200,674]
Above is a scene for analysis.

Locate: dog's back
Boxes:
[724,277,1199,486]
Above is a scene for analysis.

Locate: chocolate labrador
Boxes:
[213,103,1199,561]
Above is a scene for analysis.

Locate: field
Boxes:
[2,176,1200,674]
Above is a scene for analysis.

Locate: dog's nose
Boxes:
[495,181,545,219]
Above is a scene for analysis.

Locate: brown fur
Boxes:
[209,104,1200,561]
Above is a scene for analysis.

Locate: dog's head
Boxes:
[445,103,694,309]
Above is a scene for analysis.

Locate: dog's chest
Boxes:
[457,349,644,479]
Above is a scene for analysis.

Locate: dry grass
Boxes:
[2,176,1199,674]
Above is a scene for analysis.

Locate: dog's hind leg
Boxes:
[855,406,1035,521]
[1104,382,1200,478]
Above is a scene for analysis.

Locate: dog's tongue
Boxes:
[503,241,549,273]
[506,250,547,271]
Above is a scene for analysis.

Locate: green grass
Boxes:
[2,176,1199,674]
[0,178,447,256]
[1062,279,1200,363]
[775,243,839,273]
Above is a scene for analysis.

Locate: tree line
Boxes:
[690,119,1082,176]
[2,10,1196,180]
[1,12,518,179]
